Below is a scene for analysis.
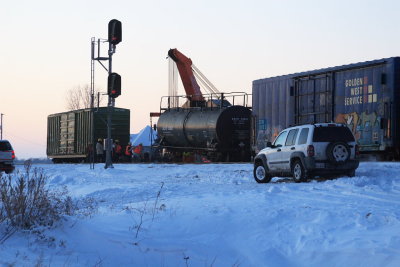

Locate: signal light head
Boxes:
[108,19,122,45]
[108,73,121,98]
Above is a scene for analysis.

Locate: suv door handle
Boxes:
[291,147,295,150]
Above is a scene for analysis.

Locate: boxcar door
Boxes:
[294,74,333,125]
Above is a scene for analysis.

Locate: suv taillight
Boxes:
[11,150,15,159]
[355,145,359,157]
[307,145,315,157]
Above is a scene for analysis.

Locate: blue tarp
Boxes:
[130,126,157,146]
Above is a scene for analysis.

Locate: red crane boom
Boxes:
[168,48,205,104]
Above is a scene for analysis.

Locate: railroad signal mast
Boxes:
[91,19,122,169]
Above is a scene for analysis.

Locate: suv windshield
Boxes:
[312,127,355,142]
[274,131,288,147]
[0,142,12,151]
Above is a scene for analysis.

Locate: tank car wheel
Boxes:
[253,161,271,183]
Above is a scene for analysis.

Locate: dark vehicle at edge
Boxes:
[0,140,15,174]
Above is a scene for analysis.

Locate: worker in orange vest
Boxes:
[125,142,133,162]
[113,140,123,162]
[132,143,143,162]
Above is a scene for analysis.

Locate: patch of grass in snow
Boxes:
[127,182,165,239]
[0,162,72,230]
[0,162,97,244]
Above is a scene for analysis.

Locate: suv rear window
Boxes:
[312,127,355,142]
[0,142,12,151]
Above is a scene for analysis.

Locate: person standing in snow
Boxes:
[132,143,143,162]
[125,142,133,162]
[96,138,104,163]
[113,140,122,162]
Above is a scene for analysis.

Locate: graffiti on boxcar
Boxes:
[335,111,380,143]
[359,111,378,128]
[335,112,359,135]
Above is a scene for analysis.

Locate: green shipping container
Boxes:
[47,107,130,162]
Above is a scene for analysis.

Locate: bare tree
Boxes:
[66,84,105,110]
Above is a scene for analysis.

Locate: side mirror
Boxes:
[266,141,272,148]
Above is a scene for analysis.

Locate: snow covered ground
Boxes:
[1,162,400,267]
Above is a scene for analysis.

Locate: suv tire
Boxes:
[253,161,272,183]
[292,159,306,183]
[326,142,350,164]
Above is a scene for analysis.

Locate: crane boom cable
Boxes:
[168,57,178,107]
[192,64,220,94]
[192,69,216,94]
[192,71,213,94]
[194,72,219,96]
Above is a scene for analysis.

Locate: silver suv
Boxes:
[253,123,359,183]
[0,140,15,174]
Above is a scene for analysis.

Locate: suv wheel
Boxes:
[292,159,306,183]
[326,142,350,164]
[253,161,271,183]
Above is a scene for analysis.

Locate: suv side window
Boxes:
[274,131,288,147]
[297,128,309,145]
[285,129,299,146]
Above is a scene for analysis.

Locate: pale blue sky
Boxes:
[1,0,400,158]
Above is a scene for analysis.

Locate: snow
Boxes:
[1,162,400,266]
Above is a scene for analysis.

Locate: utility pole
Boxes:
[0,113,3,140]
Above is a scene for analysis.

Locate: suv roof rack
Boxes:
[313,123,346,127]
[288,122,345,127]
